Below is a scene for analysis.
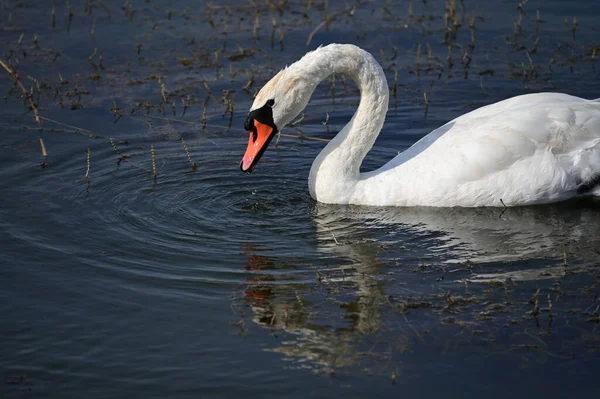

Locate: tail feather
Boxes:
[577,174,600,194]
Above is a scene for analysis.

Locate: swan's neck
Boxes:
[301,45,389,203]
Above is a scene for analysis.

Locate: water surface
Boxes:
[1,1,600,398]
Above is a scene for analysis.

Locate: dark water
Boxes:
[1,0,600,398]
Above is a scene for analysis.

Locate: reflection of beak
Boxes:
[240,120,276,173]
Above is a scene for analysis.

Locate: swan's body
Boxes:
[241,44,600,207]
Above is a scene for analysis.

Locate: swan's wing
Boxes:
[361,93,600,206]
[387,93,600,187]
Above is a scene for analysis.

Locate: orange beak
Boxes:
[240,119,275,173]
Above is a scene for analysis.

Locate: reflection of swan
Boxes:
[241,43,600,207]
[310,199,600,265]
[239,239,390,371]
[238,201,600,373]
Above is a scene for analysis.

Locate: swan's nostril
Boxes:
[244,115,254,131]
[252,128,258,143]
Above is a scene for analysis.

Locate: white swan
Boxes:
[240,43,600,207]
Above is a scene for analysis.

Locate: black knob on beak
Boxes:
[244,114,254,131]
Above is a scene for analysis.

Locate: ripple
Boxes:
[0,133,326,304]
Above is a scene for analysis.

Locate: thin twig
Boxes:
[279,132,330,143]
[38,115,101,138]
[138,114,331,143]
[306,1,374,46]
[206,2,260,9]
[385,296,425,342]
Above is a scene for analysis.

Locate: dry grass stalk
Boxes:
[201,102,207,129]
[151,144,157,177]
[158,77,168,103]
[109,137,122,155]
[39,138,47,157]
[0,59,41,126]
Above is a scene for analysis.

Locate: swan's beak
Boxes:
[240,119,276,173]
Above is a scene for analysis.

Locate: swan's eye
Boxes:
[266,99,275,107]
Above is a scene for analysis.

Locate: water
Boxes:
[1,0,600,397]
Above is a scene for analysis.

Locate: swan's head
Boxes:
[241,67,314,173]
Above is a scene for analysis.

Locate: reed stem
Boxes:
[181,138,197,170]
[85,148,91,179]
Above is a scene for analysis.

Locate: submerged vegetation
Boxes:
[1,0,598,176]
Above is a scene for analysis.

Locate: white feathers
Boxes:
[252,44,600,207]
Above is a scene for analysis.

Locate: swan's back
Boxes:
[359,93,600,207]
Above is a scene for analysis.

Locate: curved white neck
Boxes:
[301,45,389,203]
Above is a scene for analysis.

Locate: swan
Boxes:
[240,43,600,207]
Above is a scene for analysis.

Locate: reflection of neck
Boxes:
[301,44,389,203]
